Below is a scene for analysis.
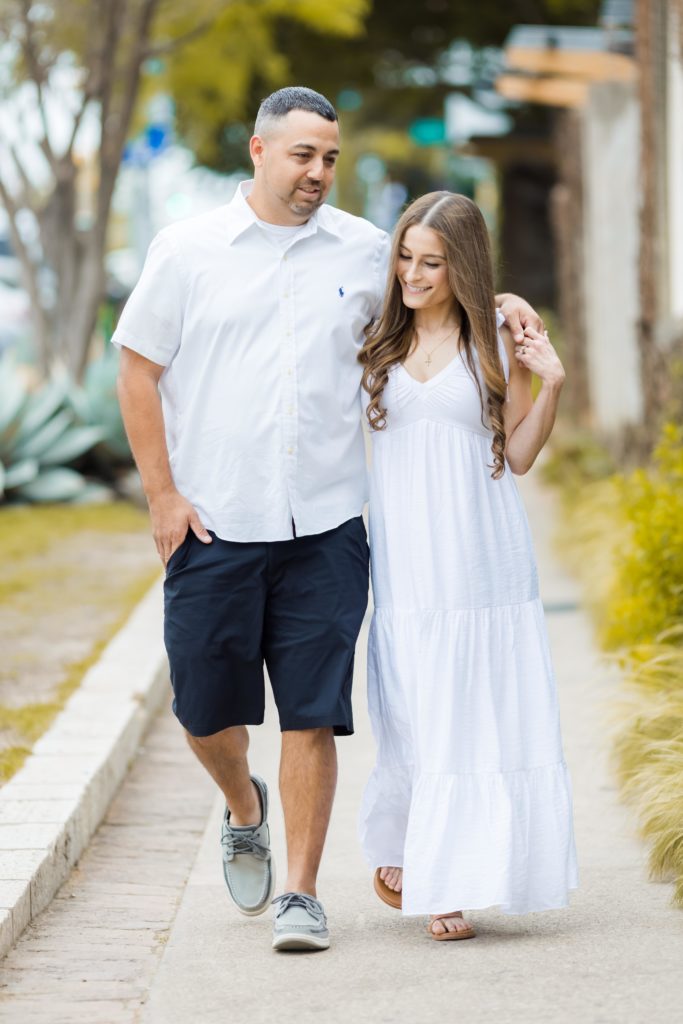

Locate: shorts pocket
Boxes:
[165,530,192,575]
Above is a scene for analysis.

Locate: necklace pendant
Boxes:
[425,355,432,366]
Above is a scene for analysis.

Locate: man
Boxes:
[115,86,542,953]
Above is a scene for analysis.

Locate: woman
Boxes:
[358,192,577,941]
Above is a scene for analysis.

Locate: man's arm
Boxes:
[495,292,544,342]
[117,347,211,565]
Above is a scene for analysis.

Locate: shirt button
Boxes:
[287,406,294,415]
[286,368,292,376]
[287,446,294,455]
[283,291,289,298]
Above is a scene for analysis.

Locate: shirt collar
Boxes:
[225,180,343,244]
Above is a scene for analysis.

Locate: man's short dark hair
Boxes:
[254,87,338,137]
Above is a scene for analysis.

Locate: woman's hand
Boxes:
[514,327,565,390]
[500,323,564,475]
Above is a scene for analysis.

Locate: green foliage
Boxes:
[602,425,683,651]
[0,366,106,504]
[163,0,369,167]
[277,0,603,100]
[550,422,683,907]
[70,352,131,464]
[553,423,683,651]
[0,360,130,504]
[541,429,616,494]
[555,476,626,634]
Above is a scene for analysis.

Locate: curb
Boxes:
[0,579,168,958]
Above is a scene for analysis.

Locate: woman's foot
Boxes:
[379,866,402,892]
[373,867,402,908]
[428,911,475,941]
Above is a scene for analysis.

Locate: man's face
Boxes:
[250,110,340,222]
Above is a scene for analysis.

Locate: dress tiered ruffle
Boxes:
[359,315,578,915]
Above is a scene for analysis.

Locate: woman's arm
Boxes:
[499,324,565,476]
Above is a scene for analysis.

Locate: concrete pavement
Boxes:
[2,470,683,1022]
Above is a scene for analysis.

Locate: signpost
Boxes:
[409,118,446,146]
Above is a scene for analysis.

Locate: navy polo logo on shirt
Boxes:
[338,286,345,297]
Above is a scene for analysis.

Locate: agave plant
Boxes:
[0,363,110,503]
[69,350,131,464]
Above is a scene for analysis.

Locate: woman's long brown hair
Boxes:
[359,191,508,478]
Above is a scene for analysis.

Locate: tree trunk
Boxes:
[0,0,164,382]
[635,0,666,442]
[550,108,590,426]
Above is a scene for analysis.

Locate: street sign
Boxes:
[409,118,446,146]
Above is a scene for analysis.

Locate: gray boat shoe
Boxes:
[272,892,330,952]
[221,774,275,917]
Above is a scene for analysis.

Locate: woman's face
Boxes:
[396,224,453,311]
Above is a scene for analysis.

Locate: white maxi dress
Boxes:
[359,312,578,916]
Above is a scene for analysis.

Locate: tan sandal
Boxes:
[427,913,476,941]
[373,867,402,909]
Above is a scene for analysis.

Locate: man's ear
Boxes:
[250,135,265,168]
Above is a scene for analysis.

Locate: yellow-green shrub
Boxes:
[558,477,626,633]
[549,422,683,907]
[602,424,683,650]
[541,429,617,494]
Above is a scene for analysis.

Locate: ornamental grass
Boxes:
[613,629,683,906]
[549,423,683,905]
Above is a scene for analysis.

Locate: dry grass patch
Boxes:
[0,501,161,783]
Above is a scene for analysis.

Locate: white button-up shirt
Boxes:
[112,181,390,541]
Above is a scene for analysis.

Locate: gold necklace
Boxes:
[414,324,459,366]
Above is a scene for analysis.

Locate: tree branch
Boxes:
[9,144,36,206]
[143,12,222,58]
[97,0,124,156]
[65,0,105,160]
[65,91,90,159]
[97,0,161,228]
[19,0,58,173]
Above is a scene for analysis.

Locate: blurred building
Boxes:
[489,0,683,443]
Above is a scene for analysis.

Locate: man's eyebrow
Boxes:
[289,142,340,156]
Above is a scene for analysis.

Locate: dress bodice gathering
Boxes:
[359,309,578,917]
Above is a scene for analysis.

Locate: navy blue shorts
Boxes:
[163,516,369,738]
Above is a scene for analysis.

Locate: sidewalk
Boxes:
[2,470,683,1022]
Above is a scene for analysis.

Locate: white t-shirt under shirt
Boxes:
[112,180,390,542]
[255,218,306,250]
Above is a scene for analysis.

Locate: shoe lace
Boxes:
[221,824,270,861]
[272,892,325,922]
